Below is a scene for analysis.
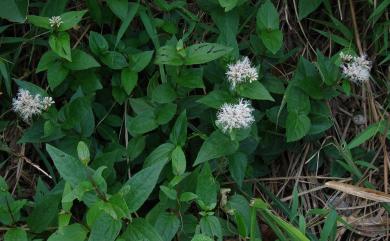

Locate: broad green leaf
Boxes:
[121,68,138,95]
[196,163,218,210]
[293,57,324,100]
[116,2,139,47]
[228,152,247,187]
[154,45,184,66]
[191,234,214,241]
[316,51,339,86]
[88,214,121,241]
[144,143,175,167]
[47,224,87,241]
[237,81,274,101]
[106,0,128,20]
[0,0,27,23]
[155,103,177,125]
[152,83,177,103]
[171,146,186,175]
[100,51,128,69]
[256,0,279,30]
[122,160,166,213]
[169,110,187,146]
[260,29,283,54]
[154,212,180,241]
[176,68,204,89]
[58,10,88,31]
[298,0,322,20]
[27,15,50,29]
[184,43,232,65]
[199,215,222,239]
[286,86,311,114]
[194,130,239,166]
[89,31,109,56]
[4,228,27,241]
[47,61,69,89]
[49,32,72,61]
[64,49,100,70]
[37,51,59,72]
[27,192,62,233]
[46,144,89,187]
[197,90,234,109]
[218,0,239,12]
[160,185,177,200]
[286,111,311,142]
[127,113,159,136]
[130,50,154,72]
[120,218,163,241]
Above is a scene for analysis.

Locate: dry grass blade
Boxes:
[325,181,390,202]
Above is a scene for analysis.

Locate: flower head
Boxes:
[12,89,54,122]
[49,16,63,28]
[216,99,255,133]
[340,52,372,84]
[226,57,258,89]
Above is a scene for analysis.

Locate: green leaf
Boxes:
[237,81,274,101]
[154,213,180,241]
[64,49,100,70]
[122,160,166,213]
[47,61,69,89]
[194,130,239,166]
[298,0,322,20]
[260,29,283,54]
[228,152,247,187]
[27,192,62,233]
[191,234,214,241]
[176,68,204,89]
[107,0,128,20]
[286,111,311,142]
[316,51,339,86]
[47,224,87,241]
[127,113,158,136]
[27,15,50,29]
[347,121,384,149]
[89,31,109,56]
[116,2,139,47]
[196,163,218,210]
[58,10,88,31]
[197,90,234,109]
[152,83,177,103]
[154,45,184,66]
[88,214,122,241]
[121,68,138,95]
[155,103,177,125]
[77,141,90,165]
[160,185,177,200]
[49,32,72,61]
[199,215,222,239]
[46,144,89,187]
[130,50,154,72]
[37,51,59,73]
[100,51,128,69]
[144,143,175,167]
[171,146,186,175]
[319,210,337,241]
[4,228,27,241]
[286,86,311,114]
[184,43,232,65]
[169,110,187,146]
[293,57,324,100]
[120,218,163,241]
[218,0,239,12]
[256,0,279,30]
[0,0,28,23]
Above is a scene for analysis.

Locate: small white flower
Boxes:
[340,52,372,84]
[226,57,258,89]
[216,99,255,133]
[49,16,63,28]
[12,89,54,122]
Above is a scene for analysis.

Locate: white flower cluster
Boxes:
[49,16,63,28]
[226,57,258,89]
[340,52,372,84]
[216,99,255,133]
[12,89,54,122]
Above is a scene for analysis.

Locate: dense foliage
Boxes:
[0,0,389,240]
